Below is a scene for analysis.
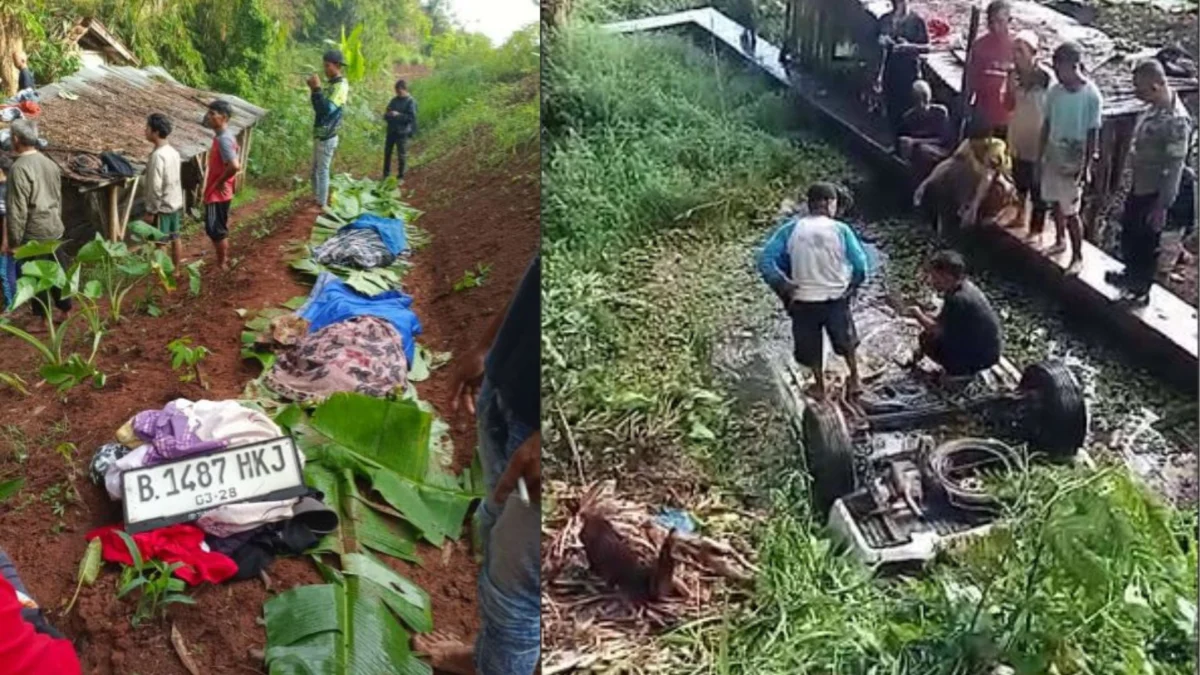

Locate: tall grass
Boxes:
[542,25,845,470]
[409,24,540,167]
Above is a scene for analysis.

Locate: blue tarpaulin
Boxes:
[298,273,422,364]
[342,213,407,256]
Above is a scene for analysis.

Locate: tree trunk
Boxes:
[0,14,25,97]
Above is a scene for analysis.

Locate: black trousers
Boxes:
[1013,159,1048,233]
[384,131,410,179]
[1120,192,1162,294]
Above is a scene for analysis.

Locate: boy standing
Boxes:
[143,113,184,272]
[1004,30,1053,239]
[13,51,33,92]
[308,50,350,206]
[202,100,241,271]
[1039,41,1102,274]
[383,79,418,180]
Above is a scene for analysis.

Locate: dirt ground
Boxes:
[0,140,538,671]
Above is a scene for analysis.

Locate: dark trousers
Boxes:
[1013,159,1048,233]
[20,251,72,318]
[884,80,911,138]
[384,131,409,179]
[1120,192,1162,294]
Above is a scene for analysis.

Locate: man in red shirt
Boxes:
[0,550,81,674]
[202,100,242,271]
[966,0,1015,138]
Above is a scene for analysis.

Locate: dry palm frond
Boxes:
[542,480,758,673]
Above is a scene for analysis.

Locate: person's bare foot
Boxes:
[1024,230,1042,244]
[1065,258,1083,276]
[413,632,475,675]
[1048,239,1067,255]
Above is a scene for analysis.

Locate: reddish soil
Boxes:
[0,135,538,673]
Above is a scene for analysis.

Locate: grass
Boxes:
[408,24,539,168]
[542,21,1198,674]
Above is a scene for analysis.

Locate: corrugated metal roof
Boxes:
[22,64,267,186]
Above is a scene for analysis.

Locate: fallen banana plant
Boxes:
[262,393,482,674]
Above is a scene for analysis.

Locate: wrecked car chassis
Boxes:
[799,360,1089,566]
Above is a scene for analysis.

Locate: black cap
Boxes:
[323,49,347,66]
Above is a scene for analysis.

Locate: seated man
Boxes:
[897,80,950,161]
[907,250,1002,378]
[913,120,1018,232]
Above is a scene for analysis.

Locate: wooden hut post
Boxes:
[107,183,120,241]
[240,126,254,192]
[120,175,140,240]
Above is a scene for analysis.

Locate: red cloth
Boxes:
[928,17,951,41]
[0,577,81,675]
[86,524,238,586]
[16,101,40,116]
[967,31,1016,129]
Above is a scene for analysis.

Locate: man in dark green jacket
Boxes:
[5,119,70,319]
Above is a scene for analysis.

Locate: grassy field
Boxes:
[541,20,1198,675]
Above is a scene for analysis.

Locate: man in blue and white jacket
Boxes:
[757,182,869,400]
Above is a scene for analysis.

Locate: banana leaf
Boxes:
[297,394,476,546]
[306,464,419,562]
[263,577,430,675]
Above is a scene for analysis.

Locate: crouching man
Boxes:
[907,250,1002,378]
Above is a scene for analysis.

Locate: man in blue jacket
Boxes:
[758,182,869,400]
[307,50,351,207]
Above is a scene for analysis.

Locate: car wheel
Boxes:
[1019,360,1087,459]
[801,402,856,519]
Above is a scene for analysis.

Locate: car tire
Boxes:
[1019,360,1087,459]
[801,402,855,519]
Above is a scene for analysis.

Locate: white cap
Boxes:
[1014,29,1039,51]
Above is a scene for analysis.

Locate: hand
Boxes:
[1148,207,1167,232]
[492,431,541,506]
[913,185,926,207]
[305,74,321,91]
[450,346,487,416]
[386,111,397,118]
[873,76,884,94]
[906,305,924,320]
[960,205,978,227]
[1075,166,1089,187]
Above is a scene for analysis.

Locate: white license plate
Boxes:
[122,436,306,533]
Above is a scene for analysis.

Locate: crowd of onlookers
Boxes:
[877,0,1194,307]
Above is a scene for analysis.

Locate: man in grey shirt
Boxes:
[1107,60,1193,305]
[6,119,70,319]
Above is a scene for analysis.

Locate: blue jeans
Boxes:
[312,135,339,206]
[474,377,539,675]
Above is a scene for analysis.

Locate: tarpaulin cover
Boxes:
[342,213,407,256]
[298,272,422,364]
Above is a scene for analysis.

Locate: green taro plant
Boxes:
[167,338,211,386]
[0,240,106,391]
[115,531,195,627]
[452,263,491,292]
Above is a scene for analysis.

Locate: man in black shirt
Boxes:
[875,0,931,139]
[383,79,418,180]
[907,250,1002,377]
[418,257,540,675]
[14,51,34,92]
